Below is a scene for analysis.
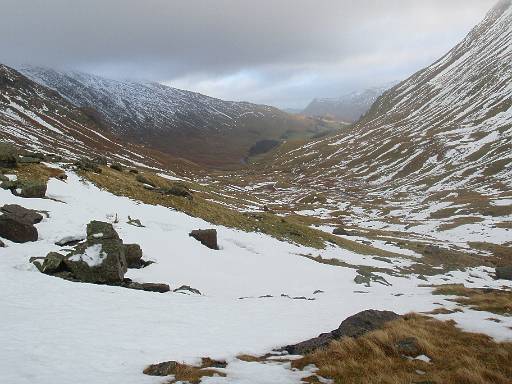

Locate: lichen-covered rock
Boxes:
[12,180,47,198]
[63,221,127,283]
[189,229,218,250]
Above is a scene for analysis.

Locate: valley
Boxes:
[0,1,511,383]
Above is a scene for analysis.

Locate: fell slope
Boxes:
[19,67,325,167]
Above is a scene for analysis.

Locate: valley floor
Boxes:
[1,168,511,383]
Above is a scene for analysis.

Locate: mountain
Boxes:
[242,0,512,251]
[18,67,328,167]
[302,85,393,122]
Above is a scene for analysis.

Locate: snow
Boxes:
[0,171,510,384]
[68,244,107,267]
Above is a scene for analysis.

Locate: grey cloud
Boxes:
[0,0,497,107]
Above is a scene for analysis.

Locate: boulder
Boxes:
[189,229,218,250]
[496,266,512,280]
[109,163,123,172]
[63,221,127,283]
[124,243,143,268]
[1,204,43,224]
[0,204,41,243]
[160,183,193,200]
[395,337,421,357]
[12,180,47,198]
[74,158,102,173]
[332,227,349,236]
[40,252,67,274]
[282,309,400,355]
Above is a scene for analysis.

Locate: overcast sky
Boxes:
[0,0,497,108]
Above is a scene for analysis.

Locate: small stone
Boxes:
[174,285,201,295]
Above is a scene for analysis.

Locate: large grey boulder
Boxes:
[282,309,400,355]
[63,221,127,283]
[0,204,42,243]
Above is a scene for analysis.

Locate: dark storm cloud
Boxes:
[0,0,497,107]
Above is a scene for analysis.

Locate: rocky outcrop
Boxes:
[0,204,42,243]
[189,229,218,250]
[281,310,400,355]
[63,221,127,283]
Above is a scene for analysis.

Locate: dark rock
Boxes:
[124,243,143,268]
[63,221,127,283]
[282,309,400,354]
[395,337,421,357]
[74,158,102,173]
[0,204,40,243]
[109,163,123,172]
[17,156,42,164]
[141,283,170,293]
[174,285,201,295]
[159,183,193,200]
[313,290,324,294]
[143,361,178,376]
[189,229,218,250]
[0,239,4,247]
[332,227,349,236]
[136,174,155,187]
[0,143,18,168]
[129,169,139,174]
[201,358,227,369]
[423,244,441,255]
[1,204,43,224]
[40,252,67,274]
[127,216,145,227]
[496,266,512,280]
[11,180,47,198]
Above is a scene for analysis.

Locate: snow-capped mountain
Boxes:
[18,67,321,167]
[302,85,393,123]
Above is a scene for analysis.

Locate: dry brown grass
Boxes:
[167,363,225,384]
[433,284,512,316]
[8,163,65,183]
[292,314,512,384]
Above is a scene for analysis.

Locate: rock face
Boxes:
[0,204,42,243]
[189,229,218,250]
[282,309,400,355]
[64,221,127,283]
[496,266,512,280]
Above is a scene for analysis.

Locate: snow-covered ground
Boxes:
[1,172,511,384]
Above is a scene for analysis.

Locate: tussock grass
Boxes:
[292,314,512,384]
[433,284,512,316]
[7,163,65,183]
[168,363,225,384]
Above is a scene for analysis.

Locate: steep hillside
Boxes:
[303,85,392,122]
[18,67,328,167]
[0,64,191,172]
[235,0,512,253]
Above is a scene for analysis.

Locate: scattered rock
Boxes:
[373,256,392,264]
[0,239,4,247]
[136,174,155,187]
[143,361,178,376]
[0,143,18,168]
[109,163,123,172]
[0,204,41,243]
[11,180,47,198]
[332,227,349,236]
[189,229,218,250]
[423,244,441,255]
[313,290,324,294]
[201,358,227,369]
[174,285,201,295]
[17,156,42,164]
[395,337,421,357]
[126,281,170,293]
[354,270,391,287]
[124,243,143,268]
[282,309,400,355]
[496,266,512,280]
[127,216,145,227]
[129,169,139,174]
[159,183,193,200]
[74,158,102,173]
